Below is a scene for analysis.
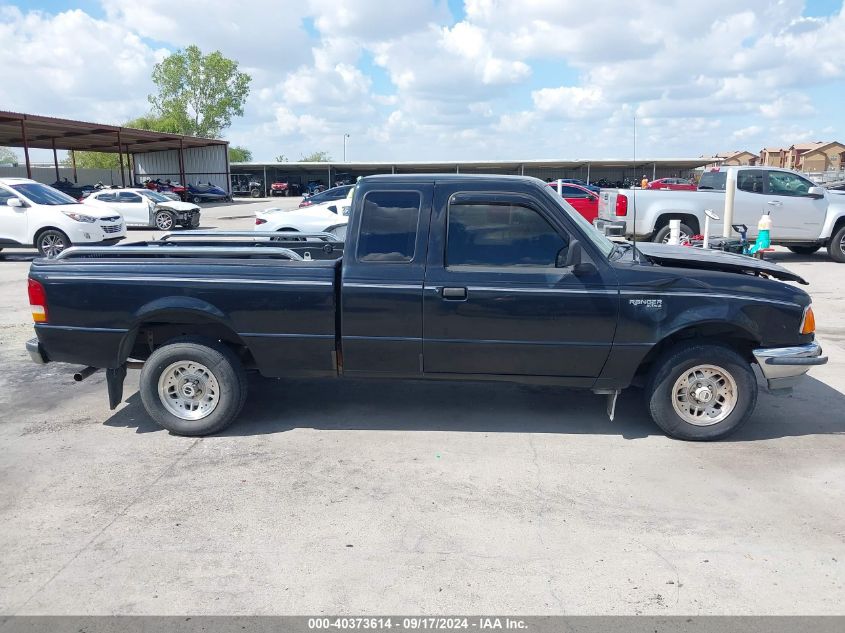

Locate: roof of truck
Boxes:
[360,174,542,184]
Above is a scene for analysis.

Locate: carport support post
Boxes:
[19,119,31,179]
[586,162,590,184]
[70,150,77,183]
[51,138,60,182]
[723,169,737,237]
[178,139,186,187]
[116,129,126,187]
[652,163,656,181]
[263,165,268,197]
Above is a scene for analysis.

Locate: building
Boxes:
[785,141,845,172]
[702,150,758,169]
[760,147,786,167]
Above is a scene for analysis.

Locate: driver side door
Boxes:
[422,188,619,384]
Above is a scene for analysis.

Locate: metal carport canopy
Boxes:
[0,110,227,186]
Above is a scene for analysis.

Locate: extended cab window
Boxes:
[447,203,567,267]
[698,171,726,190]
[737,170,764,193]
[357,190,421,262]
[768,171,813,196]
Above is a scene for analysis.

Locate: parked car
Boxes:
[255,198,349,238]
[0,177,125,257]
[551,178,601,194]
[144,179,187,201]
[25,174,826,441]
[594,166,845,261]
[547,182,600,223]
[85,188,200,230]
[230,174,263,198]
[299,184,354,208]
[303,181,327,195]
[50,178,97,200]
[270,181,301,197]
[646,178,697,191]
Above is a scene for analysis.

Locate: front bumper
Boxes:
[753,342,827,390]
[26,337,49,365]
[593,217,627,238]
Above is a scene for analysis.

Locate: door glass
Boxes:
[447,203,568,268]
[767,171,813,196]
[737,170,764,193]
[97,192,117,202]
[562,186,587,198]
[356,190,421,262]
[118,192,143,203]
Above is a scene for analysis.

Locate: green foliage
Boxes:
[124,113,182,134]
[228,146,253,162]
[275,154,288,163]
[299,151,332,162]
[149,45,251,138]
[0,147,19,165]
[62,151,120,169]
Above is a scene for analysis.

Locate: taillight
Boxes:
[28,278,48,323]
[255,217,267,225]
[800,306,815,335]
[615,194,628,216]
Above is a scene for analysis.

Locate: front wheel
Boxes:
[36,229,70,258]
[154,210,174,230]
[139,339,248,436]
[250,188,260,198]
[646,344,757,440]
[828,225,845,263]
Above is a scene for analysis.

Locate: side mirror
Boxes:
[556,240,584,268]
[807,186,825,199]
[572,262,597,276]
[7,198,23,208]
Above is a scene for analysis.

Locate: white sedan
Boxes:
[254,198,349,239]
[84,188,201,230]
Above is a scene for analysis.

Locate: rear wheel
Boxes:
[787,245,820,255]
[35,229,70,258]
[139,339,247,436]
[828,225,845,263]
[192,195,203,204]
[646,343,757,440]
[250,188,260,198]
[654,222,693,244]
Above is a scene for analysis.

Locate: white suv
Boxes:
[0,178,126,257]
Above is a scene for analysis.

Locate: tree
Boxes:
[275,154,288,163]
[228,146,252,162]
[62,151,120,170]
[0,147,18,166]
[124,113,182,134]
[149,45,251,138]
[299,151,332,162]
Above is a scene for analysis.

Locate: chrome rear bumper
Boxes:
[753,342,827,390]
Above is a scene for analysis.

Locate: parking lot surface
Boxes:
[0,199,843,614]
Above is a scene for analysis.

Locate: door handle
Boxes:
[767,200,782,206]
[441,287,467,300]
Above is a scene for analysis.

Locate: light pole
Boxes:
[343,133,350,162]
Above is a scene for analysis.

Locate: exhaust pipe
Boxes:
[73,366,99,382]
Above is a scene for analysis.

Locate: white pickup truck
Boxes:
[594,166,845,262]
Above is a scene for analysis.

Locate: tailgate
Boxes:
[598,189,618,221]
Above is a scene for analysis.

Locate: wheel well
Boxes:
[829,216,845,241]
[654,213,701,235]
[632,323,759,385]
[128,316,254,368]
[32,226,68,247]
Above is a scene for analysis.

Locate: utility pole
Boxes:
[343,133,350,162]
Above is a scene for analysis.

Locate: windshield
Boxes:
[139,190,170,203]
[540,185,614,258]
[698,171,726,190]
[11,183,79,205]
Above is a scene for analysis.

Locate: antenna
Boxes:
[631,110,639,259]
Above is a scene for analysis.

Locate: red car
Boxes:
[546,182,599,223]
[646,178,697,191]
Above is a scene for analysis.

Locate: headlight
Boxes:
[62,211,97,223]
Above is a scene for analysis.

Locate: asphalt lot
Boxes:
[0,198,843,615]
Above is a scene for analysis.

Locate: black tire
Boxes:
[787,245,820,255]
[139,338,248,436]
[35,228,70,258]
[192,195,203,204]
[250,188,260,198]
[189,214,200,229]
[653,222,694,244]
[828,224,845,263]
[645,343,757,441]
[154,210,174,231]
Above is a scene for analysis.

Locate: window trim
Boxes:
[354,188,424,264]
[444,194,570,271]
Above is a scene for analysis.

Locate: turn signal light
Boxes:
[28,278,48,323]
[255,217,267,225]
[800,306,815,335]
[615,194,628,216]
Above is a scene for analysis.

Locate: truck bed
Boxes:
[29,236,343,378]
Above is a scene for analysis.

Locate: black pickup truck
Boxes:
[26,175,827,440]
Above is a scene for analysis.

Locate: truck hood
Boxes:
[634,242,808,285]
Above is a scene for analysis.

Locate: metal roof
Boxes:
[0,110,227,153]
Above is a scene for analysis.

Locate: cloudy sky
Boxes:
[2,0,844,162]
